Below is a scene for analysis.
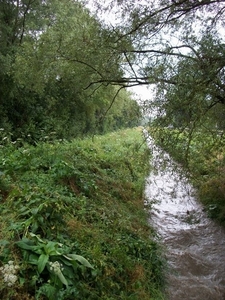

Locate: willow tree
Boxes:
[0,0,140,141]
[88,0,225,132]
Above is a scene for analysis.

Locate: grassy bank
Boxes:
[150,127,225,225]
[0,128,165,300]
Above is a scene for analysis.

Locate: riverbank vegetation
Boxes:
[0,0,141,142]
[0,128,165,300]
[1,0,225,296]
[150,127,225,226]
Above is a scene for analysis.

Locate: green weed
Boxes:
[0,128,165,299]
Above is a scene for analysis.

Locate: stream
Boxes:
[144,132,225,300]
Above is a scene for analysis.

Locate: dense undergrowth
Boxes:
[0,128,165,300]
[150,127,225,225]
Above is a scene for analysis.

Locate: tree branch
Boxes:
[99,86,124,123]
[123,47,198,60]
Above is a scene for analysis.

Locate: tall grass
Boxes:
[0,128,165,300]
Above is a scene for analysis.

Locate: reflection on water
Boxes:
[144,132,225,300]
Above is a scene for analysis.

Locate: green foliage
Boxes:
[0,128,165,299]
[15,233,93,299]
[92,1,225,138]
[151,34,225,132]
[0,0,140,142]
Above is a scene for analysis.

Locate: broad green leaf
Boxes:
[58,256,74,267]
[44,241,59,255]
[16,241,35,251]
[56,270,68,287]
[16,240,43,255]
[38,253,49,273]
[28,253,39,265]
[66,254,94,269]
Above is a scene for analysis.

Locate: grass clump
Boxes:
[0,128,165,300]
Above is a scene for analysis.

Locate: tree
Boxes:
[88,0,225,131]
[0,0,139,141]
[0,0,59,137]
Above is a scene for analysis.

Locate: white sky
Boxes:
[128,85,153,101]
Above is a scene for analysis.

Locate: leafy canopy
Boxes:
[0,0,140,141]
[89,0,225,130]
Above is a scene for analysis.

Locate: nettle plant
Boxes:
[15,233,94,299]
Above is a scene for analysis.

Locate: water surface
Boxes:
[144,133,225,300]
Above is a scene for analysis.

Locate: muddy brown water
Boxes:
[144,133,225,300]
